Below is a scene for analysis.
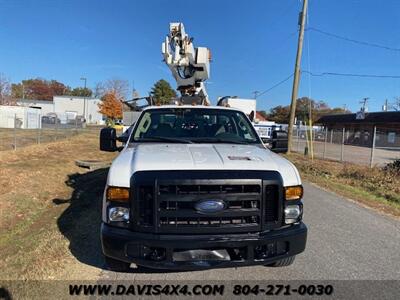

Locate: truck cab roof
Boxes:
[141,105,246,113]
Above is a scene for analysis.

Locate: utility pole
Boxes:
[287,0,308,153]
[360,97,369,112]
[383,99,388,111]
[252,91,260,99]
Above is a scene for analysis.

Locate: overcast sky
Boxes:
[0,0,399,112]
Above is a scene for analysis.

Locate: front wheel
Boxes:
[266,256,295,267]
[104,256,131,272]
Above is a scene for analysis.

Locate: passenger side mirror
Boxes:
[270,130,288,153]
[100,127,117,152]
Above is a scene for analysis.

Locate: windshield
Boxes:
[131,108,261,144]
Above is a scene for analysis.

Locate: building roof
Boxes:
[17,96,100,103]
[17,98,53,103]
[256,111,267,121]
[54,95,100,100]
[317,111,400,125]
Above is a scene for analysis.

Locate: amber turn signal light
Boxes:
[107,187,129,202]
[285,185,303,201]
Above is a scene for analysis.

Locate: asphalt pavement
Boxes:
[101,182,400,281]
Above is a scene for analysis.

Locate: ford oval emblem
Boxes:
[195,199,226,214]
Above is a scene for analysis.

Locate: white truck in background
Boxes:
[222,98,256,116]
[218,97,281,142]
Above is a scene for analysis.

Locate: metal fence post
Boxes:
[37,114,41,144]
[323,128,327,159]
[330,129,333,144]
[341,127,345,161]
[55,119,58,141]
[369,126,377,168]
[296,128,300,152]
[13,114,17,150]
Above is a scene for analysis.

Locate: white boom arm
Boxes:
[162,22,211,105]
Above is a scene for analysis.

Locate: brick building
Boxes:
[317,111,400,148]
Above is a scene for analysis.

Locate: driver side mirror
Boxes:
[270,130,288,153]
[116,123,135,144]
[117,135,128,144]
[100,127,117,152]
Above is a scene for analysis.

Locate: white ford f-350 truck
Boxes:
[99,105,307,271]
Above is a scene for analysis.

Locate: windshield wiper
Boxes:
[138,136,194,144]
[191,138,254,145]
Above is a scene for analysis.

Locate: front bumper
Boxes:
[101,222,307,270]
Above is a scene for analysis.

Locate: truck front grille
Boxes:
[131,171,283,234]
[156,181,261,234]
[137,186,154,227]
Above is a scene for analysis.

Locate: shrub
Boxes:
[383,159,400,175]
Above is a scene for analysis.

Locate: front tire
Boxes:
[104,256,131,272]
[266,256,295,267]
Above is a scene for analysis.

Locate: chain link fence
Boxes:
[0,113,95,151]
[292,127,400,167]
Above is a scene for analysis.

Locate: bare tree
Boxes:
[93,81,106,98]
[94,78,129,100]
[392,97,400,111]
[0,73,12,105]
[105,78,129,100]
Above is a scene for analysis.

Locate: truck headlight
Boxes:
[284,205,302,224]
[109,207,130,222]
[106,186,131,225]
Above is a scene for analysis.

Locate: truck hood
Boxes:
[107,143,301,187]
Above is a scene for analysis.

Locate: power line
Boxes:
[307,27,400,52]
[256,73,294,98]
[302,70,400,79]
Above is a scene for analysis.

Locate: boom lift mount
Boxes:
[162,22,211,105]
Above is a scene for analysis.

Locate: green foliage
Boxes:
[70,87,93,97]
[267,97,349,124]
[11,83,23,98]
[150,79,177,105]
[267,105,290,123]
[11,78,70,100]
